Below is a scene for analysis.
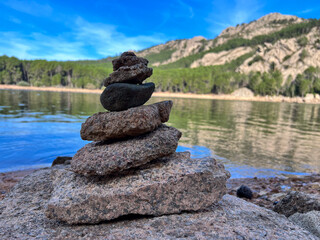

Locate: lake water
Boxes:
[0,89,319,178]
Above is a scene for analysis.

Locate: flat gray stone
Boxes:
[289,211,320,237]
[71,125,181,176]
[0,168,316,239]
[112,51,148,71]
[274,191,320,217]
[100,82,155,111]
[80,101,173,141]
[104,63,153,87]
[46,152,230,224]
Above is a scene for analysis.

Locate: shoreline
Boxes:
[1,84,320,104]
[1,167,319,210]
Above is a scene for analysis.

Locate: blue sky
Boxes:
[0,0,319,61]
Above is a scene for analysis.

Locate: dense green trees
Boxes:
[1,54,320,97]
[0,55,111,88]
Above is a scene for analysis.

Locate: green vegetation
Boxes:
[248,55,264,66]
[141,48,176,65]
[0,55,112,88]
[299,49,309,61]
[269,18,296,25]
[282,54,292,62]
[284,67,320,97]
[1,52,320,97]
[297,36,308,47]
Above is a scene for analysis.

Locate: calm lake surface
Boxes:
[0,89,319,178]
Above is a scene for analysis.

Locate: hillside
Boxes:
[1,13,320,97]
[138,13,319,81]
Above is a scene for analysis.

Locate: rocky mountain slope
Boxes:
[137,13,320,82]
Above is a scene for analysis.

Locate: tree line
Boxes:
[1,54,320,97]
[0,55,111,89]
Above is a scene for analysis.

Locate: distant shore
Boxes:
[1,84,320,104]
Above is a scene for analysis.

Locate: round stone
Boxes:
[100,82,155,111]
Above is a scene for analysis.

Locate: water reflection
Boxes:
[0,89,319,177]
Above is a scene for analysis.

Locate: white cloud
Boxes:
[0,17,168,60]
[207,0,264,36]
[1,0,52,17]
[9,16,21,24]
[177,0,194,18]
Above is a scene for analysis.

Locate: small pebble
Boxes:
[237,185,253,199]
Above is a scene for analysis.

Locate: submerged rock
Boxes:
[0,168,316,239]
[80,101,173,141]
[72,125,181,176]
[274,191,320,217]
[46,152,230,224]
[104,63,153,87]
[112,51,148,71]
[100,82,155,111]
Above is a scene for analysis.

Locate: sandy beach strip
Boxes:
[1,84,320,104]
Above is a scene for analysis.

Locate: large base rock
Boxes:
[0,168,317,239]
[72,124,181,176]
[80,101,173,141]
[46,152,230,224]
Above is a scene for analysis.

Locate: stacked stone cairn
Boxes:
[45,52,230,225]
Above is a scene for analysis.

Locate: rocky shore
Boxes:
[1,165,319,239]
[1,52,319,239]
[1,167,319,207]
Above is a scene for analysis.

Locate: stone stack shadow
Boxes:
[45,52,230,225]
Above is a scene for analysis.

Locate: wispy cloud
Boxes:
[177,0,194,18]
[0,17,167,60]
[8,16,21,24]
[1,0,52,17]
[297,7,320,15]
[206,0,264,36]
[73,17,167,57]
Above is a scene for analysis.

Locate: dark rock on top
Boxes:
[237,185,253,199]
[112,51,148,71]
[71,124,181,176]
[0,168,316,239]
[104,63,153,87]
[46,152,230,224]
[274,191,320,217]
[100,82,155,111]
[81,101,173,141]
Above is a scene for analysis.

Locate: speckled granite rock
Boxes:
[274,191,320,217]
[289,211,320,237]
[0,168,317,239]
[104,63,153,87]
[81,101,173,141]
[100,82,155,111]
[71,125,181,176]
[46,152,230,224]
[112,51,148,71]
